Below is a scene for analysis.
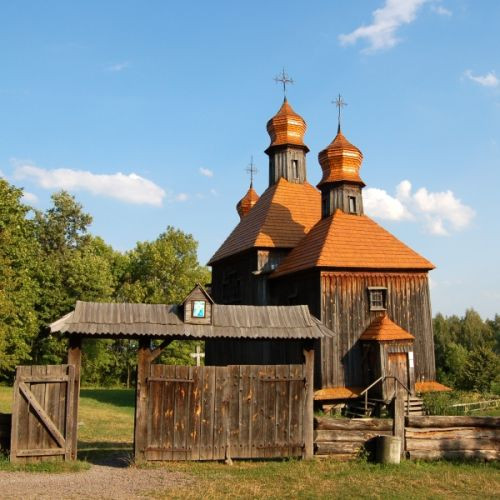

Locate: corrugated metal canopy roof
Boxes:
[50,301,334,340]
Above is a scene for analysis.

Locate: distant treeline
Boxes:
[1,178,499,391]
[0,179,209,386]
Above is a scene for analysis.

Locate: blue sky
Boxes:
[1,1,499,318]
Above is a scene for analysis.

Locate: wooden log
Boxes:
[405,416,500,429]
[67,336,82,460]
[314,453,357,461]
[408,449,499,461]
[314,429,392,442]
[406,438,500,452]
[315,417,393,432]
[405,428,500,440]
[303,347,314,460]
[315,441,363,455]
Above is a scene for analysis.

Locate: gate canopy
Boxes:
[50,301,334,340]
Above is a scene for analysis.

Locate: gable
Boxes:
[272,209,435,277]
[182,284,214,325]
[208,178,320,265]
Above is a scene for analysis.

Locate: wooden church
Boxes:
[207,95,441,400]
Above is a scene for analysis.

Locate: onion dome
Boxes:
[266,98,309,152]
[317,129,364,187]
[236,184,260,219]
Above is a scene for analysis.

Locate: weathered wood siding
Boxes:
[320,271,435,388]
[139,364,309,461]
[10,365,75,463]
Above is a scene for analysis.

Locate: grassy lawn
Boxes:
[1,385,499,498]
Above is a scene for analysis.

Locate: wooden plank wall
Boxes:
[320,272,435,389]
[143,364,307,461]
[314,416,393,460]
[405,416,500,461]
[10,365,75,463]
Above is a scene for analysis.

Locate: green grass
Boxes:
[0,453,90,473]
[145,459,500,499]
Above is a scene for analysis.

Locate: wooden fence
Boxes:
[405,416,500,461]
[136,364,311,461]
[10,365,76,463]
[314,417,393,460]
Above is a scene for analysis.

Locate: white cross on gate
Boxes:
[190,345,205,366]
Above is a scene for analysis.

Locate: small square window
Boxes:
[348,196,357,214]
[192,300,206,318]
[368,287,387,311]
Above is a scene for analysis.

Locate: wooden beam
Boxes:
[392,386,405,457]
[149,339,172,363]
[67,335,82,460]
[17,448,65,457]
[134,337,151,462]
[303,345,314,460]
[405,416,500,429]
[315,417,393,432]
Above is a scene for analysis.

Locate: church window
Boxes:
[348,196,357,214]
[292,159,299,179]
[192,300,206,318]
[322,196,329,218]
[368,287,387,311]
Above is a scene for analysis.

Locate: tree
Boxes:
[0,180,40,378]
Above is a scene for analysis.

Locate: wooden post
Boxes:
[392,385,405,458]
[67,335,82,460]
[134,338,151,462]
[303,344,314,460]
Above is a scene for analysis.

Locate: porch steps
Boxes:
[405,396,426,415]
[345,396,426,417]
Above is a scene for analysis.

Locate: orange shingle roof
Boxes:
[266,98,308,150]
[236,185,260,219]
[208,178,320,265]
[314,386,363,401]
[415,381,452,393]
[360,314,415,341]
[271,209,435,277]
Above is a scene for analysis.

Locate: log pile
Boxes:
[0,413,11,453]
[405,416,500,461]
[314,417,393,460]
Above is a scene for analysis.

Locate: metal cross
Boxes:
[245,156,258,187]
[190,345,205,367]
[333,94,347,132]
[274,68,294,98]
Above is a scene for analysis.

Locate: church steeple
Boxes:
[265,70,309,187]
[317,96,365,218]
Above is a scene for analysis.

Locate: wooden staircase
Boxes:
[405,396,425,415]
[344,396,426,418]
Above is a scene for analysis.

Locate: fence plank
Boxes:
[200,366,215,460]
[238,365,252,458]
[275,364,290,458]
[173,365,190,461]
[252,366,266,458]
[289,364,303,457]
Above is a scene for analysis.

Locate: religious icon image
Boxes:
[192,300,206,318]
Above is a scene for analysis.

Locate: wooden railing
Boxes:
[359,376,412,415]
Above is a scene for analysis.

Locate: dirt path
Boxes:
[0,464,191,499]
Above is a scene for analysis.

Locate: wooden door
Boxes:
[10,365,75,463]
[387,353,409,397]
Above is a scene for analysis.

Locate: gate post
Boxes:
[67,335,82,460]
[303,344,314,460]
[134,337,151,462]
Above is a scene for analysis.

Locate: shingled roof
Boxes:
[271,209,434,277]
[208,177,320,265]
[360,314,415,341]
[50,301,334,340]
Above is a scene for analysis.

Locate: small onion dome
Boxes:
[317,129,365,187]
[236,185,260,219]
[266,98,309,152]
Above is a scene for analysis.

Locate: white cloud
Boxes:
[364,180,475,236]
[339,0,430,52]
[106,61,130,72]
[175,193,189,202]
[14,164,165,206]
[464,70,499,88]
[210,188,218,197]
[199,167,213,177]
[431,5,452,16]
[21,191,38,204]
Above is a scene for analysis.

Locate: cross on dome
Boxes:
[274,68,294,98]
[333,94,347,132]
[245,156,258,187]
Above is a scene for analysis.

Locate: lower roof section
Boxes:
[50,300,334,340]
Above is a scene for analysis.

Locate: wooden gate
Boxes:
[136,364,307,461]
[10,365,75,463]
